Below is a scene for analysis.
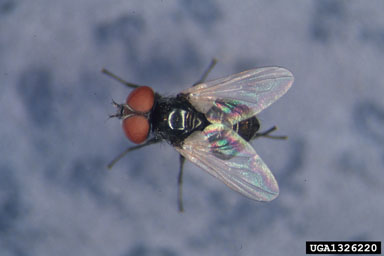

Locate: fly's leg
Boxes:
[193,58,218,86]
[253,126,288,140]
[102,68,145,89]
[176,59,218,211]
[107,137,161,169]
[178,59,217,211]
[177,154,186,212]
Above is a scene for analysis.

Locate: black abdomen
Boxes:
[233,116,260,141]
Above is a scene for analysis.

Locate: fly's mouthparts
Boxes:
[110,100,150,120]
[110,100,129,119]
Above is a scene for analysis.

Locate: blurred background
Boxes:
[1,0,383,255]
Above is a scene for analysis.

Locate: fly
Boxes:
[103,59,294,212]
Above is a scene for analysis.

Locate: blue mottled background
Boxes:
[1,0,383,255]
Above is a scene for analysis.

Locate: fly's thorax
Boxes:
[151,95,210,146]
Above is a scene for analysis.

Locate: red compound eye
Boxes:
[126,86,155,113]
[122,115,150,144]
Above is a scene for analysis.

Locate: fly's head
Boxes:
[110,86,155,144]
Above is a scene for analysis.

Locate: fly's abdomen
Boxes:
[233,116,260,141]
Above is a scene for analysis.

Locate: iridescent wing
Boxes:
[182,67,294,125]
[175,124,279,201]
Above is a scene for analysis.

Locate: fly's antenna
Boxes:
[253,126,288,140]
[101,68,143,89]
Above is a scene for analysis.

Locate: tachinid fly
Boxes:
[103,60,294,211]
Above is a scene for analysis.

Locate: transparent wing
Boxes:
[182,67,294,125]
[175,124,279,201]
